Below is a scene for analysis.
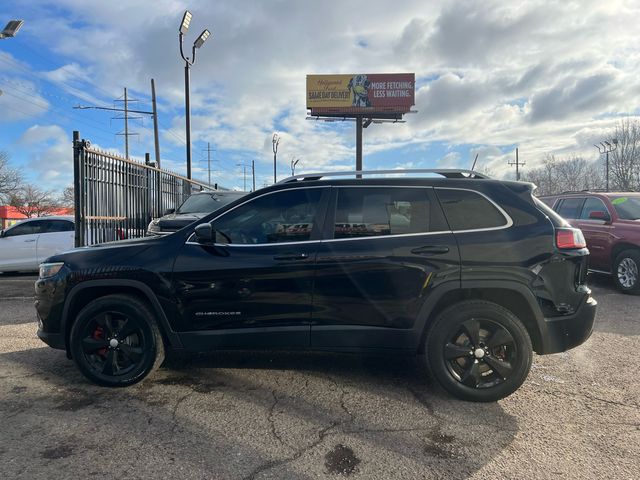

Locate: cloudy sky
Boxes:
[1,0,639,191]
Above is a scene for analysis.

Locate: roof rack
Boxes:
[278,169,489,184]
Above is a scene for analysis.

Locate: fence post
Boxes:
[72,131,85,247]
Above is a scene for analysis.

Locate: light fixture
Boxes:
[0,19,24,39]
[179,11,192,35]
[194,29,211,49]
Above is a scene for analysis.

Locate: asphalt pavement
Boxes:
[0,272,638,479]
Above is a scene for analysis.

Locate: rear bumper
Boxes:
[37,328,65,350]
[537,295,597,354]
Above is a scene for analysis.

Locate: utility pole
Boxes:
[113,88,141,159]
[272,133,280,183]
[594,139,618,192]
[237,162,249,191]
[203,142,215,186]
[508,147,525,181]
[252,160,256,192]
[74,84,158,163]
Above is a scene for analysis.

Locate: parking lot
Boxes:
[0,273,638,479]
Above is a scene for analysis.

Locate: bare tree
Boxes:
[0,151,22,203]
[59,186,75,209]
[9,185,60,218]
[523,154,604,196]
[608,118,640,191]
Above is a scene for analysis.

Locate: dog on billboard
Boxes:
[347,74,372,107]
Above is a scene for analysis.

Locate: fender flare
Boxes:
[61,279,183,355]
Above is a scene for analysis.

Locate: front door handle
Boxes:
[411,245,450,256]
[273,253,310,261]
[24,239,36,243]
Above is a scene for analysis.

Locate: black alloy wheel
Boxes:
[70,295,164,387]
[425,300,532,402]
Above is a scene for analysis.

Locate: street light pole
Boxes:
[272,133,280,183]
[178,11,211,180]
[594,139,618,192]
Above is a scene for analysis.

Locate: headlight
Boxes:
[39,262,65,279]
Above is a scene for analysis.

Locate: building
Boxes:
[0,206,73,230]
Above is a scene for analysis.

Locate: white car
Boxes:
[0,216,75,273]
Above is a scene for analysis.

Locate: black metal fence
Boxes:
[73,131,214,247]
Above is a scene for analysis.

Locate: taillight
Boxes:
[555,228,586,249]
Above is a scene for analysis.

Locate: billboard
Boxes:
[306,73,415,115]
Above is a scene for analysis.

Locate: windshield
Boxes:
[177,193,242,214]
[610,195,640,220]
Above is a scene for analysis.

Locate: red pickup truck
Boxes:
[540,192,640,294]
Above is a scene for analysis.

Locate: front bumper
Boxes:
[37,328,65,350]
[538,295,597,354]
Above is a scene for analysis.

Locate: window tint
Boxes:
[333,188,430,239]
[437,189,507,231]
[579,198,608,220]
[44,220,75,232]
[214,188,322,244]
[555,197,584,219]
[4,220,47,237]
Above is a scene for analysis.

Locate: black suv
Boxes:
[35,170,597,402]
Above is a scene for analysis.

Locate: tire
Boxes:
[70,294,165,387]
[613,249,640,295]
[424,300,533,402]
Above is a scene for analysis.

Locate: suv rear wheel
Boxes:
[425,300,533,402]
[70,294,165,387]
[613,249,640,295]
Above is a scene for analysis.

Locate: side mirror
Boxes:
[163,208,176,216]
[194,223,213,243]
[588,210,610,222]
[0,230,4,238]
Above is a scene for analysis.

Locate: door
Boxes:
[36,219,75,263]
[573,197,614,271]
[0,219,47,271]
[311,186,460,350]
[171,187,329,349]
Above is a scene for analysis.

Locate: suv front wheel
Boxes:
[613,249,640,295]
[425,301,533,402]
[70,294,165,387]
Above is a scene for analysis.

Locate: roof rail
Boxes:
[278,168,490,184]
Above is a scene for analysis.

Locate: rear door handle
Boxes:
[273,253,310,261]
[24,239,36,243]
[411,245,450,256]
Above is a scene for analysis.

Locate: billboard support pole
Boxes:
[356,115,363,177]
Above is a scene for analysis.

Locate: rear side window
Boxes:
[436,189,508,231]
[333,187,432,239]
[555,197,584,219]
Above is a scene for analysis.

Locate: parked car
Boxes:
[147,190,246,236]
[35,170,596,402]
[0,216,74,273]
[540,192,640,294]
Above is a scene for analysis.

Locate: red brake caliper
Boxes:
[93,326,108,357]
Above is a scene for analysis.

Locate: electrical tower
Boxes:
[113,88,142,159]
[202,142,216,186]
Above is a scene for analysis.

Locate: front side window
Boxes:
[213,188,323,244]
[436,189,508,231]
[580,197,609,220]
[333,187,431,239]
[4,220,47,237]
